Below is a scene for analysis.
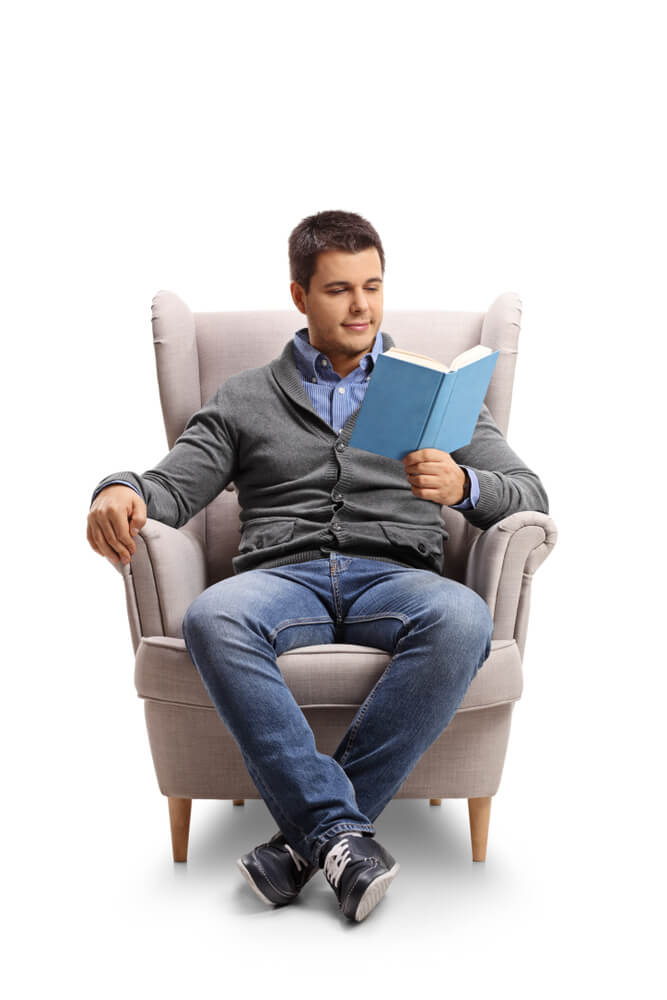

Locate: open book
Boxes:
[348,343,499,460]
[383,344,494,373]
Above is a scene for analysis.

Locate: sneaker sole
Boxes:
[236,858,281,906]
[353,862,400,922]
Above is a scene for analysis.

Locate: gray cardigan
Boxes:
[92,334,549,576]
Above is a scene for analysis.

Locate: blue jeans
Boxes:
[182,554,493,868]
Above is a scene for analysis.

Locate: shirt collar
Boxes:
[292,326,384,382]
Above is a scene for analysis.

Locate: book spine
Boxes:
[419,372,456,448]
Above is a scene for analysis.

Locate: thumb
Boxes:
[129,496,147,535]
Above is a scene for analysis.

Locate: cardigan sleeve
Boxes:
[90,384,238,529]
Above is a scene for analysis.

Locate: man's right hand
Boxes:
[87,485,147,566]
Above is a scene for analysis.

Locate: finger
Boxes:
[408,479,443,494]
[410,487,443,501]
[129,496,147,535]
[403,448,447,464]
[109,506,137,556]
[407,466,450,486]
[405,461,447,475]
[97,516,133,563]
[90,521,123,563]
[404,448,440,462]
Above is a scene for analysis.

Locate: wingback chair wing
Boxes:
[111,291,557,864]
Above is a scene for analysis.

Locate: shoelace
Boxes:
[283,842,309,872]
[323,837,354,889]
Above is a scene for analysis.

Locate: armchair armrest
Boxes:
[111,518,208,653]
[464,510,557,660]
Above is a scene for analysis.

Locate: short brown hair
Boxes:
[288,210,385,293]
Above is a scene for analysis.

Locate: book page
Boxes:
[384,344,492,373]
[449,344,493,370]
[383,347,451,373]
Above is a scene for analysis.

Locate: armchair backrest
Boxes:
[150,292,522,587]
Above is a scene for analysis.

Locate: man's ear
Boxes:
[290,281,307,315]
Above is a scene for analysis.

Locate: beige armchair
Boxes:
[112,290,557,864]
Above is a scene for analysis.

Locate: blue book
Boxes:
[349,345,499,460]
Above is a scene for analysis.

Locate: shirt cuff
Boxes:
[449,466,479,510]
[90,480,143,508]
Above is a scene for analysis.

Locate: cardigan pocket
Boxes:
[379,522,444,563]
[238,517,297,555]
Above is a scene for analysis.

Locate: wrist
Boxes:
[458,467,470,503]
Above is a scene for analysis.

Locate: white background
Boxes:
[3,1,665,996]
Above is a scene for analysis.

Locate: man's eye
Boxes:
[329,288,379,295]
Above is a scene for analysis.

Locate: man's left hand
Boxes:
[402,449,467,505]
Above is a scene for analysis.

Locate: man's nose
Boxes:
[352,289,369,311]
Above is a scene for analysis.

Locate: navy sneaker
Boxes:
[320,832,400,922]
[237,831,318,906]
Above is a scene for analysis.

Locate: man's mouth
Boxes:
[343,322,370,330]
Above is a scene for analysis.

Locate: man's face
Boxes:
[290,247,384,376]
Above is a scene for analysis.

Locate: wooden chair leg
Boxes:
[168,797,192,862]
[467,796,491,862]
[429,798,442,806]
[232,799,245,806]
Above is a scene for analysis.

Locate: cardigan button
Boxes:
[417,542,426,553]
[336,442,345,452]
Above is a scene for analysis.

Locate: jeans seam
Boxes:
[344,612,412,626]
[270,612,411,646]
[269,617,333,644]
[331,559,343,624]
[338,656,395,767]
[241,755,313,842]
[337,613,412,765]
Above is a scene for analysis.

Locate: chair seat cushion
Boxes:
[134,637,522,712]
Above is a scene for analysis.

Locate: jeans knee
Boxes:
[465,590,494,659]
[182,591,212,648]
[433,584,494,661]
[479,601,494,662]
[182,584,257,653]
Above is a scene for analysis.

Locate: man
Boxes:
[87,210,549,923]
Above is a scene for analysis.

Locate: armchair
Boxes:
[112,290,557,863]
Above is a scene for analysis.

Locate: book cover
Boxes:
[348,349,499,460]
